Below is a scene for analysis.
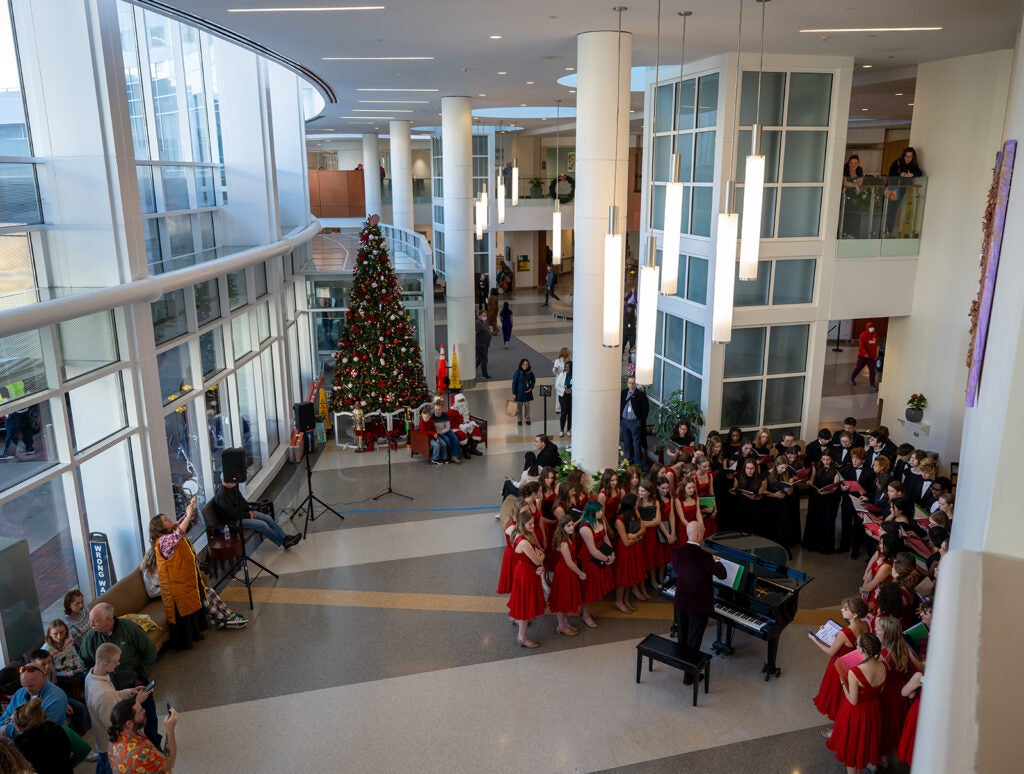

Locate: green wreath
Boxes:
[549,174,575,204]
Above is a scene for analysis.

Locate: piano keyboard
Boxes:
[714,600,772,634]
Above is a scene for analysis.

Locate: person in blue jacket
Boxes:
[511,358,535,427]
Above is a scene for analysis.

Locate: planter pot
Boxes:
[905,407,924,423]
[529,186,543,198]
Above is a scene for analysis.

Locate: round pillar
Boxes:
[390,120,414,232]
[362,133,382,219]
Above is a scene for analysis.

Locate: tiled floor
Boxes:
[71,293,890,773]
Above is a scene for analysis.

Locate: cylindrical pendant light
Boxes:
[604,207,624,347]
[739,131,764,281]
[552,99,563,264]
[662,179,683,294]
[713,199,738,343]
[739,0,769,281]
[603,7,627,348]
[497,173,506,224]
[475,197,484,239]
[511,156,519,206]
[635,236,660,384]
[661,9,692,296]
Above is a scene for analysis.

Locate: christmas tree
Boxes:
[328,215,431,414]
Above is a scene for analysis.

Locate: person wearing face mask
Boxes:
[849,322,880,392]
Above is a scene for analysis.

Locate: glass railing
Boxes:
[380,178,432,205]
[837,176,927,258]
[0,162,43,227]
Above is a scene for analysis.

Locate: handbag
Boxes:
[590,543,614,567]
[505,399,519,418]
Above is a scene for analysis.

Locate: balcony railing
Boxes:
[837,176,927,258]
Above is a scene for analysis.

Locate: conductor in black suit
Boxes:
[670,522,726,678]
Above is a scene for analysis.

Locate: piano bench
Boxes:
[635,634,712,706]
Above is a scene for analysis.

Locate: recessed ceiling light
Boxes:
[357,88,439,92]
[489,35,502,39]
[800,26,942,33]
[861,64,873,69]
[565,67,575,71]
[228,6,385,12]
[323,56,434,61]
[340,115,401,119]
[358,100,429,104]
[861,107,869,111]
[520,104,526,107]
[894,92,903,96]
[908,102,915,106]
[569,90,576,94]
[526,81,535,85]
[478,93,487,97]
[498,71,508,75]
[352,108,413,112]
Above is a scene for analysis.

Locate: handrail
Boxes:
[0,220,321,339]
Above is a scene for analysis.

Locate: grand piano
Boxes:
[660,533,812,681]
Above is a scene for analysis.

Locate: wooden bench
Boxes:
[410,414,489,462]
[635,633,712,706]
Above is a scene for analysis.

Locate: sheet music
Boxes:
[811,619,844,646]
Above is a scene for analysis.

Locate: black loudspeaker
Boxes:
[221,447,248,484]
[293,401,316,432]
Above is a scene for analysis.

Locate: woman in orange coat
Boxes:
[149,498,207,650]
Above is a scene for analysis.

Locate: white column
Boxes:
[362,133,382,219]
[390,120,414,231]
[441,96,475,386]
[572,30,632,471]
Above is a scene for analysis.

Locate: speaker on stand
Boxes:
[217,447,278,609]
[293,402,345,538]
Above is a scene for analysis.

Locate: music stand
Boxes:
[204,501,278,611]
[301,432,345,538]
[373,429,412,501]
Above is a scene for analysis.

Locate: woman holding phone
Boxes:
[149,498,208,650]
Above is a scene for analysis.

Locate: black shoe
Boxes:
[526,421,531,426]
[473,449,484,456]
[283,534,301,548]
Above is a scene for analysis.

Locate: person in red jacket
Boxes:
[849,322,880,391]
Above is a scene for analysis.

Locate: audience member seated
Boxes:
[11,699,80,774]
[429,397,463,463]
[501,451,540,500]
[418,407,450,465]
[0,736,33,774]
[62,590,90,648]
[0,662,68,739]
[43,619,85,685]
[535,434,561,468]
[214,479,300,548]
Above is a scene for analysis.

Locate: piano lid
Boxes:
[705,537,813,593]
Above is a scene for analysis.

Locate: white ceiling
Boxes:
[158,0,1024,135]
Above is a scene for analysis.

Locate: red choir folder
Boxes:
[843,480,867,495]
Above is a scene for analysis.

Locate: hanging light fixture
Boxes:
[603,6,628,348]
[496,122,506,224]
[713,0,745,343]
[635,236,659,385]
[552,99,563,264]
[739,0,768,281]
[662,9,692,295]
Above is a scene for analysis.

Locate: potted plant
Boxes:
[528,177,543,198]
[652,389,705,449]
[906,393,927,423]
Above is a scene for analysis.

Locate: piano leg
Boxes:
[762,636,782,680]
[712,620,735,656]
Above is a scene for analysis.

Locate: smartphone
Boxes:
[166,702,172,718]
[144,679,156,693]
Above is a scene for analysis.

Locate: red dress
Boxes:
[658,499,676,565]
[613,515,646,588]
[695,474,718,537]
[507,536,545,620]
[576,524,613,604]
[879,650,911,755]
[600,489,621,540]
[547,541,583,614]
[897,695,920,765]
[642,505,663,572]
[679,500,699,525]
[827,664,886,770]
[865,557,892,609]
[813,626,856,720]
[497,528,514,595]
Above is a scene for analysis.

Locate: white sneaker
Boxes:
[85,752,99,762]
